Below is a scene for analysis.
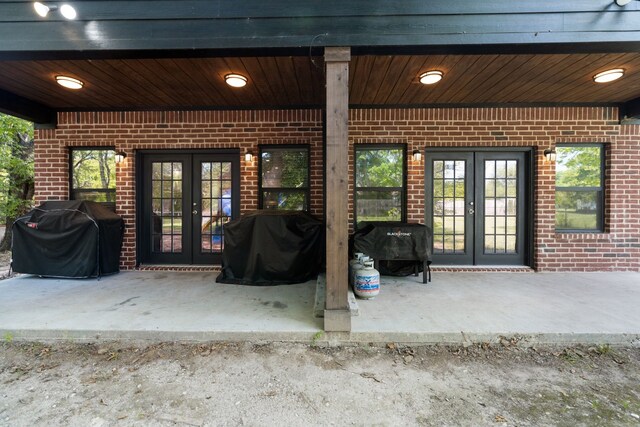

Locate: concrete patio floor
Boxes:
[0,270,639,346]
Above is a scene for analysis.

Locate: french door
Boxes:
[425,150,530,266]
[140,152,240,265]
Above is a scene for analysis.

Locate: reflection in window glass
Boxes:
[70,149,116,206]
[555,145,604,232]
[259,146,309,211]
[355,146,405,226]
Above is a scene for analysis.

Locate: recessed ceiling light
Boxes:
[593,68,624,83]
[33,2,51,17]
[225,73,248,88]
[60,4,77,20]
[419,70,444,85]
[55,75,84,90]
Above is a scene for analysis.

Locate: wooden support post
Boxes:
[324,46,351,332]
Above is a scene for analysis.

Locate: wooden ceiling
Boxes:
[0,53,639,110]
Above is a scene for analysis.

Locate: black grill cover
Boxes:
[216,210,324,285]
[352,222,432,276]
[11,201,124,278]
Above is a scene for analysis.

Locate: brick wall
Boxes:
[35,110,324,269]
[349,107,640,271]
[34,107,640,271]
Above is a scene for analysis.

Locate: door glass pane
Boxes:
[200,161,232,254]
[432,159,466,254]
[483,160,518,254]
[151,161,183,254]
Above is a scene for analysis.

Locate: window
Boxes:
[70,148,116,208]
[555,144,604,232]
[354,145,405,227]
[259,145,310,211]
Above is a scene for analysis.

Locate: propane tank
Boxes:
[349,252,364,285]
[354,259,380,299]
[352,255,369,286]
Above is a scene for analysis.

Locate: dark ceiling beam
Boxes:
[622,97,640,119]
[2,0,637,22]
[0,2,639,55]
[0,89,56,127]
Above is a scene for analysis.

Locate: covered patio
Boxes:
[1,1,639,334]
[1,271,638,346]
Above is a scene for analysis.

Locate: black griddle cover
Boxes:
[352,222,432,276]
[216,210,323,285]
[12,200,124,278]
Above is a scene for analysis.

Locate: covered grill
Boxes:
[216,210,323,285]
[11,201,124,278]
[352,222,432,283]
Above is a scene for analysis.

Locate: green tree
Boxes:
[556,146,601,187]
[0,113,35,251]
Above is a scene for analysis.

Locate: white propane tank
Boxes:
[351,254,368,285]
[349,252,364,285]
[354,259,380,299]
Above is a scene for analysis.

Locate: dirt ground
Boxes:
[1,341,639,426]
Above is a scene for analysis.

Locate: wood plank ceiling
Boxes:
[0,53,639,110]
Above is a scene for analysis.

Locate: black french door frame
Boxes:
[424,147,534,267]
[136,149,240,266]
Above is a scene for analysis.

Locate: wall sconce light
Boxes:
[543,148,556,162]
[244,151,254,162]
[614,0,637,6]
[115,151,127,164]
[33,2,77,19]
[412,149,422,162]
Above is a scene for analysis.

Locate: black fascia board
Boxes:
[2,41,640,62]
[622,97,640,119]
[0,89,56,127]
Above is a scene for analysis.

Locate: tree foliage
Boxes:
[71,149,116,196]
[555,146,601,187]
[355,148,403,188]
[0,113,35,251]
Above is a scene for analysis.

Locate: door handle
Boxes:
[468,208,475,215]
[192,209,198,215]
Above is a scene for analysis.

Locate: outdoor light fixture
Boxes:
[55,75,84,89]
[33,2,53,17]
[419,70,444,85]
[244,151,254,162]
[115,151,127,164]
[412,149,422,162]
[59,4,77,19]
[33,2,77,19]
[614,0,637,6]
[225,73,248,88]
[544,148,556,162]
[593,68,625,83]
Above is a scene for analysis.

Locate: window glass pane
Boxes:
[262,191,307,211]
[555,145,603,232]
[356,190,402,224]
[556,146,602,187]
[259,146,309,212]
[355,148,403,188]
[261,148,308,188]
[556,190,599,230]
[71,149,116,205]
